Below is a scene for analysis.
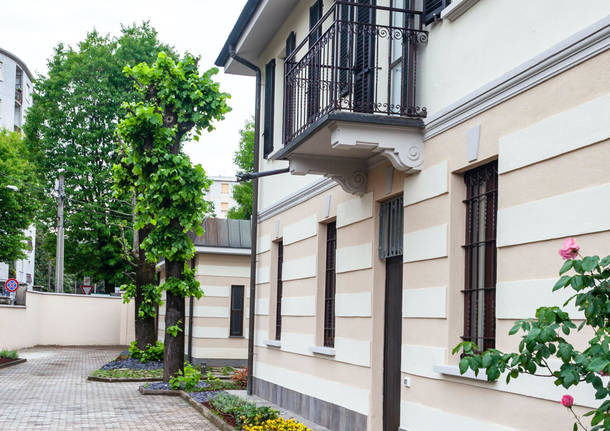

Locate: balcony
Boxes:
[276,0,428,194]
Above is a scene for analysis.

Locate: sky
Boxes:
[0,0,253,177]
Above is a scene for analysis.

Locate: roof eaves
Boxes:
[214,0,263,67]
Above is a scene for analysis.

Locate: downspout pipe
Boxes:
[229,46,260,396]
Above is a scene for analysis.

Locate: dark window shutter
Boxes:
[286,32,296,58]
[309,0,323,47]
[423,0,451,24]
[353,0,376,112]
[275,242,283,340]
[323,222,337,347]
[338,1,352,95]
[263,59,276,158]
[230,285,244,336]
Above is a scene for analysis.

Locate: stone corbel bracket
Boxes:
[289,155,369,196]
[330,122,424,172]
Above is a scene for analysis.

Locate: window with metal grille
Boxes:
[423,0,451,24]
[230,285,244,336]
[263,60,276,158]
[463,161,498,351]
[323,222,337,347]
[286,32,296,58]
[275,241,284,340]
[379,196,404,259]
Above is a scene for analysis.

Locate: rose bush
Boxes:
[454,238,610,430]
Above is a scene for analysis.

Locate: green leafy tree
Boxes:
[116,52,229,381]
[0,129,38,263]
[454,238,610,430]
[227,120,253,220]
[23,22,175,291]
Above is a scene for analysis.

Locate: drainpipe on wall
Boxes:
[229,45,261,396]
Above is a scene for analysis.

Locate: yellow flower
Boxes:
[243,417,312,431]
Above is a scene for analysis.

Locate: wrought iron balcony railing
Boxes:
[283,0,428,147]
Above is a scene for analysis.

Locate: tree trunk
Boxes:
[163,260,185,382]
[134,224,157,350]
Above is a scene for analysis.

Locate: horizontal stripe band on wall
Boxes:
[283,215,318,245]
[403,161,448,206]
[253,361,370,415]
[191,326,229,339]
[282,255,317,281]
[256,267,270,284]
[336,243,373,273]
[403,224,448,263]
[187,306,229,318]
[334,337,371,367]
[197,264,249,278]
[255,298,269,316]
[496,278,583,319]
[401,401,516,431]
[257,234,271,254]
[499,93,610,173]
[497,182,610,247]
[281,296,316,316]
[336,192,373,228]
[199,285,230,297]
[192,346,247,360]
[403,287,447,318]
[335,292,371,317]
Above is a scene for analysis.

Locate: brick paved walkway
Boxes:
[0,346,219,430]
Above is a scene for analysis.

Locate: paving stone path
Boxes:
[0,346,219,430]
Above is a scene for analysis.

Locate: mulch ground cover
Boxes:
[0,357,19,365]
[202,401,238,428]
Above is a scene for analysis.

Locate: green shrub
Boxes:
[210,393,279,428]
[129,341,164,363]
[169,362,201,391]
[0,349,18,359]
[220,366,234,376]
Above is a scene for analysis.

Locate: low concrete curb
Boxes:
[139,386,236,431]
[0,358,26,369]
[88,376,163,383]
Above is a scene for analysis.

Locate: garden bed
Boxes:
[0,357,26,369]
[88,349,164,382]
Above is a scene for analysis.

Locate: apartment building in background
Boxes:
[0,48,35,295]
[216,1,610,430]
[207,176,239,218]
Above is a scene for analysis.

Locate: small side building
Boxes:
[158,218,251,367]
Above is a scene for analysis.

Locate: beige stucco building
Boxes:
[216,1,610,430]
[158,218,250,366]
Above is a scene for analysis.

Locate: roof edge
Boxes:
[0,47,34,81]
[214,0,262,67]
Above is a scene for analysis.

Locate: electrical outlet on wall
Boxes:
[403,377,411,388]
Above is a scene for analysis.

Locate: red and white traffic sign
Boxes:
[5,278,18,292]
[81,286,93,295]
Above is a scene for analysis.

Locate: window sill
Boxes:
[440,0,480,21]
[229,335,245,339]
[433,364,495,382]
[310,346,336,357]
[265,339,281,348]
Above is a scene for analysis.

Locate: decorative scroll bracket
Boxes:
[330,122,424,171]
[289,155,369,195]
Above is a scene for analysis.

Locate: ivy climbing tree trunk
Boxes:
[134,224,157,350]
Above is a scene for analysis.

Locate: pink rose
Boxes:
[561,395,574,408]
[559,238,580,260]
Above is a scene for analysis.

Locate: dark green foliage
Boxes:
[0,130,38,263]
[210,393,279,428]
[23,22,175,290]
[454,252,610,430]
[169,363,201,391]
[129,341,164,363]
[227,120,254,220]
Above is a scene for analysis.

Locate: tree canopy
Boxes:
[227,120,254,220]
[0,129,38,263]
[115,51,229,380]
[23,22,175,290]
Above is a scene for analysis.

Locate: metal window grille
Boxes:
[275,241,284,341]
[462,161,498,351]
[379,196,404,259]
[230,285,244,337]
[324,222,337,347]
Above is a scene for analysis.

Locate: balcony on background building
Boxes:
[275,0,428,194]
[14,88,22,106]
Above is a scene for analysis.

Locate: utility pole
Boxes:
[55,174,65,293]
